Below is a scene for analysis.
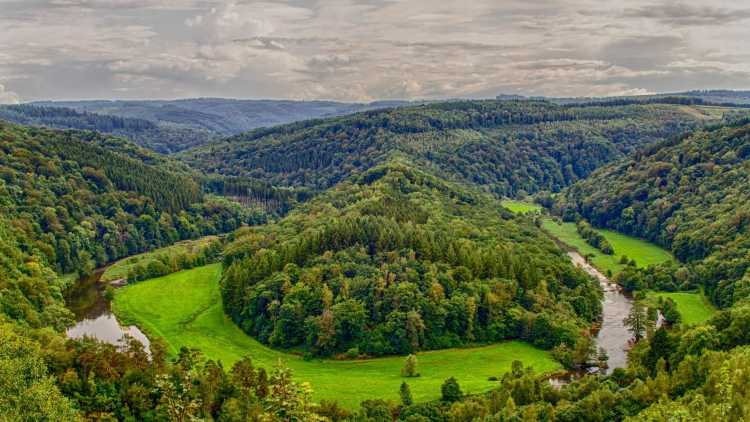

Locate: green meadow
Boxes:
[501,199,542,214]
[102,236,218,282]
[644,291,716,326]
[541,219,673,276]
[113,264,560,408]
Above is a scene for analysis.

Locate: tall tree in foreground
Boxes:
[624,301,648,342]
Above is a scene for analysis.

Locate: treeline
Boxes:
[0,121,267,326]
[125,239,223,283]
[568,95,750,109]
[180,100,703,197]
[576,220,614,254]
[555,121,750,307]
[1,321,330,421]
[0,104,215,153]
[221,161,602,358]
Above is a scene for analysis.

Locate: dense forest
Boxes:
[0,120,266,329]
[220,160,602,358]
[4,102,750,420]
[32,98,414,139]
[180,100,704,197]
[555,120,750,308]
[0,105,216,154]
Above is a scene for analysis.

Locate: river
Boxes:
[567,251,633,373]
[64,269,150,353]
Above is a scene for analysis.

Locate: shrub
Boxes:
[401,354,420,377]
[441,377,462,402]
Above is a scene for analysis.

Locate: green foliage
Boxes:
[576,220,615,254]
[182,100,702,196]
[103,235,223,283]
[0,104,215,154]
[401,354,419,378]
[113,264,561,408]
[624,301,649,342]
[0,121,267,329]
[556,122,750,307]
[400,382,413,406]
[220,161,601,357]
[0,322,78,421]
[441,377,463,402]
[541,219,673,276]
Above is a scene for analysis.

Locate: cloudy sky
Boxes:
[1,0,749,103]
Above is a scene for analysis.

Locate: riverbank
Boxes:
[64,268,150,352]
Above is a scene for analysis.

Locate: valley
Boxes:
[3,97,750,420]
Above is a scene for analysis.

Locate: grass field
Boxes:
[501,199,542,214]
[644,291,716,325]
[541,219,673,276]
[102,236,218,281]
[113,264,560,408]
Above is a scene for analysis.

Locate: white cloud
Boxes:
[0,84,20,104]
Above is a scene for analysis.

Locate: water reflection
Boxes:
[64,269,150,354]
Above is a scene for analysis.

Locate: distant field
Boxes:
[645,291,716,325]
[102,236,218,281]
[501,199,542,214]
[113,264,560,408]
[542,219,673,276]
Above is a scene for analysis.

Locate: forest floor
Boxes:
[644,291,716,325]
[113,264,560,408]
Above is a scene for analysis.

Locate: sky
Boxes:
[1,0,749,103]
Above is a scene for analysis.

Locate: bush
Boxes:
[344,347,360,359]
[401,354,420,377]
[441,377,462,402]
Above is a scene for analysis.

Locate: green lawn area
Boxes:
[644,291,716,325]
[501,199,542,214]
[102,236,218,281]
[541,219,673,276]
[113,264,560,408]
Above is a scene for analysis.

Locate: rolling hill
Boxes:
[555,119,750,307]
[180,100,713,197]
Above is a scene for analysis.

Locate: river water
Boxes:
[64,269,150,352]
[567,251,633,373]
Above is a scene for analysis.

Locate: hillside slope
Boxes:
[556,120,750,307]
[0,104,216,154]
[30,98,413,141]
[181,100,706,196]
[0,120,267,328]
[220,159,603,358]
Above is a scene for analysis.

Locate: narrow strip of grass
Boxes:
[113,264,560,408]
[644,291,716,325]
[501,199,542,214]
[541,219,673,276]
[102,236,218,281]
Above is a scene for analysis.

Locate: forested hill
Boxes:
[0,104,216,154]
[0,120,267,329]
[32,98,413,135]
[221,158,603,358]
[180,100,710,197]
[555,120,750,307]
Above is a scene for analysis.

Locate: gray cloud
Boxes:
[624,3,750,26]
[0,0,748,101]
